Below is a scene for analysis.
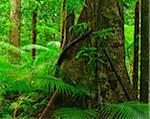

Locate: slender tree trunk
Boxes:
[9,0,21,47]
[140,0,150,103]
[61,0,75,49]
[132,0,139,99]
[31,7,37,60]
[60,0,66,47]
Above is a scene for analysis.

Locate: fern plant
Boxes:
[97,101,149,119]
[0,42,149,119]
[52,101,149,119]
[0,42,90,118]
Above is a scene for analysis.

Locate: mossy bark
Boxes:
[60,0,134,107]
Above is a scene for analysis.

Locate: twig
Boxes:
[39,91,57,119]
[13,108,18,119]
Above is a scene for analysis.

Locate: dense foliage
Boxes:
[0,0,149,118]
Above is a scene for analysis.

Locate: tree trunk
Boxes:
[140,0,150,103]
[60,0,135,106]
[133,0,139,99]
[61,0,75,49]
[9,0,21,47]
[31,7,37,60]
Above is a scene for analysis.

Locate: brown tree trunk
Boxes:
[61,0,75,49]
[60,0,135,105]
[140,0,150,103]
[31,7,37,60]
[40,0,136,118]
[132,0,139,99]
[9,0,21,47]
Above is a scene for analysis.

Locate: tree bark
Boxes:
[9,0,21,47]
[60,0,135,105]
[140,0,150,103]
[61,0,75,49]
[132,0,139,99]
[40,0,136,118]
[31,7,37,60]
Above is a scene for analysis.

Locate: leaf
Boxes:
[53,108,98,119]
[32,76,90,96]
[98,101,149,119]
[0,41,24,55]
[21,44,49,51]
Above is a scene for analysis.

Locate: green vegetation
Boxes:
[0,0,149,118]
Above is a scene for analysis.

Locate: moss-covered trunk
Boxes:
[60,0,135,107]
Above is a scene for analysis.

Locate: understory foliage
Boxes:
[0,0,149,118]
[0,42,149,119]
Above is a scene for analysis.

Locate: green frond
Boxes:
[47,41,60,48]
[0,78,32,94]
[98,101,149,119]
[53,108,97,119]
[32,76,90,96]
[21,44,49,51]
[0,61,14,69]
[33,44,60,65]
[0,41,24,55]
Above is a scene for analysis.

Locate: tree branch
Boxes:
[57,29,93,67]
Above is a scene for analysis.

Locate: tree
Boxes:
[132,0,139,99]
[9,0,21,47]
[40,1,136,116]
[59,0,135,103]
[140,0,150,103]
[31,6,37,59]
[61,0,75,49]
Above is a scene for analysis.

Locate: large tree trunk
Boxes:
[140,0,150,103]
[60,0,135,106]
[9,0,21,47]
[39,0,136,118]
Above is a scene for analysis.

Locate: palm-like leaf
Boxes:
[53,108,97,119]
[0,41,24,55]
[98,101,149,119]
[32,76,90,96]
[21,44,49,51]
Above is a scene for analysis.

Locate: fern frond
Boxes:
[0,41,23,55]
[0,78,32,94]
[21,44,49,51]
[32,76,90,96]
[0,61,14,69]
[53,108,97,119]
[47,41,60,48]
[98,101,149,119]
[33,45,60,65]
